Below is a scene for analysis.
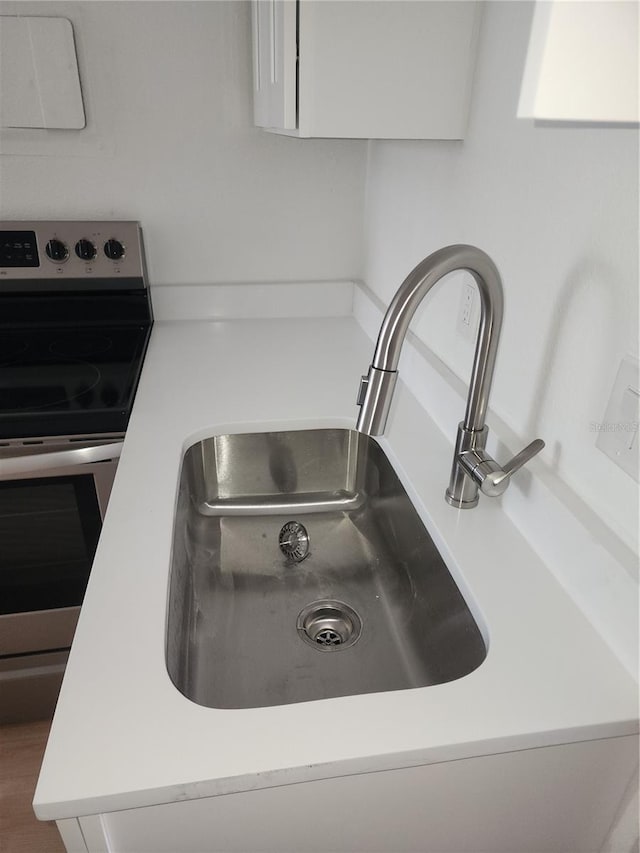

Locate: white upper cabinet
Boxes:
[252,0,482,139]
[518,0,639,124]
[252,0,297,130]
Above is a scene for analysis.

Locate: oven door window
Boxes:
[0,475,102,615]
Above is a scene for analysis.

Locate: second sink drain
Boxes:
[297,600,362,651]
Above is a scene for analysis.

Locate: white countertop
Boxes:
[34,284,638,821]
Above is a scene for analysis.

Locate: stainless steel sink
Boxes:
[166,429,486,709]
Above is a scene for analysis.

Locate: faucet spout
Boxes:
[356,245,544,508]
[357,245,503,435]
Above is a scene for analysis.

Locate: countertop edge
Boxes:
[35,725,640,821]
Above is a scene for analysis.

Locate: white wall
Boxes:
[361,1,639,550]
[0,1,366,286]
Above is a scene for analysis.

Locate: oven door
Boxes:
[0,440,122,722]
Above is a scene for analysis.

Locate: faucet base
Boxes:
[444,488,479,509]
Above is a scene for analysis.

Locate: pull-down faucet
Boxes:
[356,245,544,508]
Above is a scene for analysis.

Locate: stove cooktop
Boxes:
[0,221,153,441]
[0,324,150,439]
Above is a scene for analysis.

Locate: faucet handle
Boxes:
[459,439,545,498]
[501,439,546,479]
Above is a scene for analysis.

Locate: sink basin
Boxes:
[166,429,486,709]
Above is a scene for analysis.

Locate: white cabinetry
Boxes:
[252,0,482,139]
[64,735,638,853]
[518,0,639,124]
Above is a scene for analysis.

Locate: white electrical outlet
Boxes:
[457,282,478,341]
[595,356,640,482]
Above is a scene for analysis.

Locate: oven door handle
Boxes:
[0,442,124,478]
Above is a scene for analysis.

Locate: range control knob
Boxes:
[45,239,69,263]
[104,239,125,261]
[75,239,97,261]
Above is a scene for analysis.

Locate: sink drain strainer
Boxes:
[279,521,310,563]
[297,600,362,652]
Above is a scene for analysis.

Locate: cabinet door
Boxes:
[518,0,639,123]
[251,0,297,130]
[296,0,481,139]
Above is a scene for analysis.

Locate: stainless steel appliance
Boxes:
[0,221,152,722]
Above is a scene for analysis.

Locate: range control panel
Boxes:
[0,221,147,289]
[0,230,40,267]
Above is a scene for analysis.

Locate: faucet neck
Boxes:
[369,244,503,433]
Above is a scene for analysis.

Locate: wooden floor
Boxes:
[0,719,67,852]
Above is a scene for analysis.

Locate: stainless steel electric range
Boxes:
[0,221,153,723]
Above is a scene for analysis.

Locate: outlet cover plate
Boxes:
[596,356,639,482]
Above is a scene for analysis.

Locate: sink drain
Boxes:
[279,521,310,562]
[297,600,362,652]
